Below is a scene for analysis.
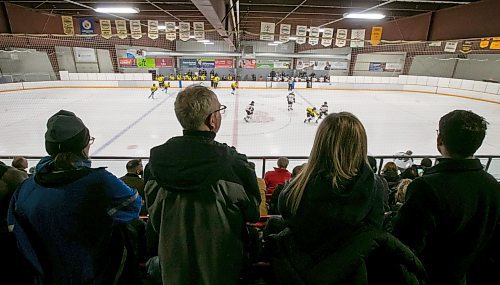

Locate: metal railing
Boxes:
[1,155,499,181]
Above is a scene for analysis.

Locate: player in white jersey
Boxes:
[244,101,255,122]
[316,102,328,123]
[287,92,296,111]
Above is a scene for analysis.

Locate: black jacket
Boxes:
[394,158,500,285]
[145,130,261,285]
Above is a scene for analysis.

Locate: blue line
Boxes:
[294,90,315,107]
[91,93,174,156]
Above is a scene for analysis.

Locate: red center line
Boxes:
[231,91,239,147]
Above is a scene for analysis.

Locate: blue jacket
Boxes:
[8,158,141,284]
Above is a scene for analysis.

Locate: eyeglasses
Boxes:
[89,136,95,145]
[212,105,227,115]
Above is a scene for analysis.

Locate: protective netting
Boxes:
[0,31,499,83]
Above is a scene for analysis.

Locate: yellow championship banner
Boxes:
[61,16,74,35]
[370,26,383,46]
[115,20,128,39]
[490,37,500,50]
[479,38,490,48]
[100,20,112,39]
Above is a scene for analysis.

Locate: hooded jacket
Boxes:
[270,165,426,284]
[7,157,141,284]
[145,130,260,285]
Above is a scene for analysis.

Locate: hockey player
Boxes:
[164,81,170,93]
[157,74,165,90]
[304,107,319,123]
[316,102,328,123]
[244,101,255,122]
[287,92,296,111]
[231,81,239,95]
[148,84,158,99]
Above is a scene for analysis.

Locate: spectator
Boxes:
[11,156,28,173]
[249,161,268,216]
[272,112,425,284]
[268,163,305,215]
[120,159,146,215]
[417,157,433,176]
[368,156,391,211]
[264,157,291,195]
[394,150,414,171]
[394,110,500,285]
[145,85,260,285]
[8,110,142,284]
[381,161,401,207]
[0,162,29,284]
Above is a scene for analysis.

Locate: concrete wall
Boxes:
[354,52,406,77]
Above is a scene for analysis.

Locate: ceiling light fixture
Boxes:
[94,7,140,14]
[158,25,166,30]
[289,36,298,41]
[197,39,210,43]
[204,42,215,45]
[343,13,385,19]
[268,43,279,46]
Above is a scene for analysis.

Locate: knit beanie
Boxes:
[45,110,90,156]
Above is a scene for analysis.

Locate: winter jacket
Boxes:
[120,173,146,215]
[264,167,291,194]
[270,226,427,285]
[394,158,500,285]
[145,130,261,285]
[7,157,141,284]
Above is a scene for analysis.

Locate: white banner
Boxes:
[296,37,306,44]
[350,29,366,47]
[335,29,348,47]
[260,22,275,41]
[130,20,142,39]
[100,20,112,39]
[73,47,97,63]
[179,22,190,41]
[308,26,319,45]
[148,20,158,39]
[165,22,176,41]
[115,20,128,39]
[385,62,403,71]
[321,28,333,47]
[279,24,291,43]
[444,41,458,52]
[193,22,205,40]
[296,25,307,36]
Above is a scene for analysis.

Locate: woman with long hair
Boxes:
[273,112,426,285]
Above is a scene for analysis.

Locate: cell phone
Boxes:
[417,168,424,175]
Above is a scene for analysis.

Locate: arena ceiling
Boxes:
[6,0,478,34]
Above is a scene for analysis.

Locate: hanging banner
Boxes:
[296,25,307,44]
[321,28,333,47]
[100,20,112,39]
[429,41,442,47]
[119,58,136,67]
[279,24,291,43]
[61,16,75,35]
[193,22,205,40]
[460,41,473,54]
[130,20,142,39]
[273,61,291,69]
[238,59,256,69]
[260,22,275,41]
[335,29,348,47]
[385,62,402,71]
[370,26,383,46]
[444,41,458,52]
[136,58,156,68]
[479,38,491,48]
[126,49,145,59]
[115,20,128,39]
[155,58,175,67]
[74,47,97,63]
[309,27,320,45]
[215,59,234,68]
[490,37,500,50]
[179,22,190,41]
[165,22,176,41]
[79,18,94,35]
[148,20,159,39]
[350,29,366,47]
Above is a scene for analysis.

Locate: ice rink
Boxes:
[1,86,499,159]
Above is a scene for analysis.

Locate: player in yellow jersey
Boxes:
[213,75,220,89]
[169,74,175,81]
[148,84,158,99]
[231,81,238,95]
[304,107,319,123]
[164,81,170,93]
[156,75,165,90]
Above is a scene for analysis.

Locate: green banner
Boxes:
[136,58,156,68]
